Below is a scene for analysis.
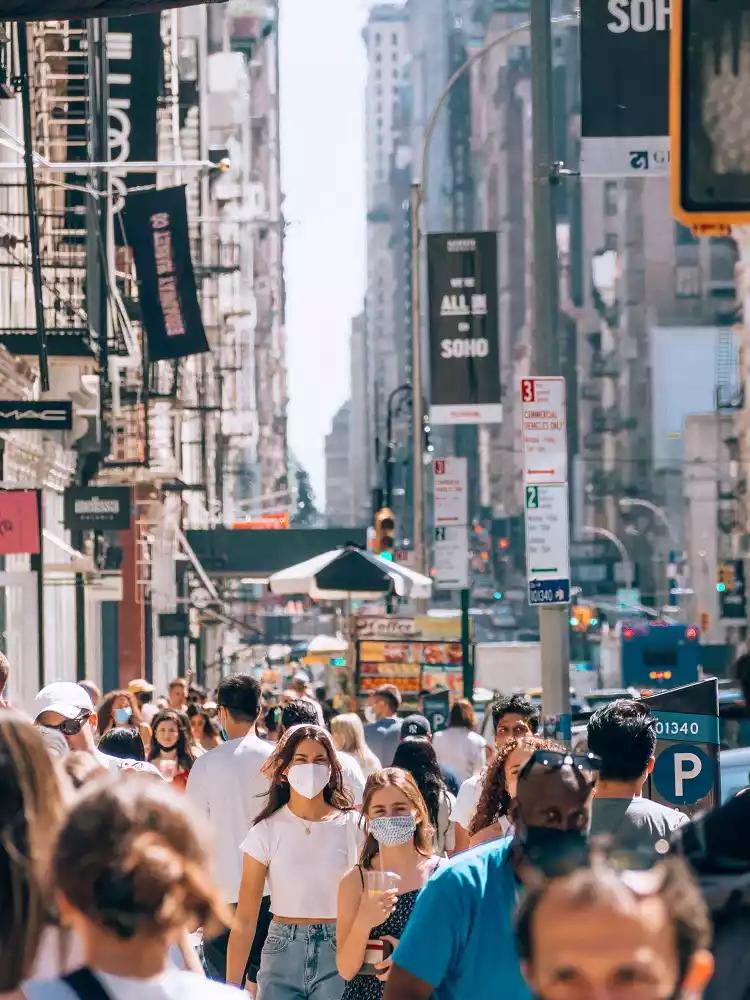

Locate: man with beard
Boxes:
[383,749,598,1000]
[516,854,713,1000]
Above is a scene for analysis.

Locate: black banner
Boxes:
[123,186,210,362]
[0,400,72,430]
[579,0,670,175]
[109,14,162,228]
[427,232,501,426]
[720,559,747,622]
[7,0,219,16]
[64,486,132,531]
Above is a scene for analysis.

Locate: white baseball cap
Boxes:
[33,681,94,721]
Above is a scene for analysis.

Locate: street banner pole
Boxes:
[529,0,572,744]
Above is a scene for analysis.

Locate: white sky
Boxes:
[279,0,369,509]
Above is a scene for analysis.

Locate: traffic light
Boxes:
[717,563,736,593]
[671,0,750,231]
[700,611,710,633]
[374,508,396,559]
[570,605,596,632]
[423,415,434,457]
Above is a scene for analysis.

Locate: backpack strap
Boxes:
[63,969,114,1000]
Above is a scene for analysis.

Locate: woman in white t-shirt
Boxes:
[431,699,487,784]
[15,774,243,1000]
[226,724,360,1000]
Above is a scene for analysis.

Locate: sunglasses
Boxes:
[40,710,92,737]
[519,749,602,782]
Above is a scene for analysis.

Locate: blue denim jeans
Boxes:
[258,921,343,1000]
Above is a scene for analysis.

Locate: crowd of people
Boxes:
[1,651,750,1000]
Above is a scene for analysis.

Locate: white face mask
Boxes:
[364,706,377,724]
[287,762,331,799]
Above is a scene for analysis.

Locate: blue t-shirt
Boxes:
[393,838,531,1000]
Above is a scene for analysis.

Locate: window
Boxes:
[604,181,618,217]
[376,53,381,63]
[393,69,399,79]
[376,85,382,96]
[377,117,382,129]
[675,222,699,245]
[376,69,381,80]
[392,32,398,44]
[375,32,381,43]
[604,232,618,251]
[377,134,383,145]
[377,102,382,114]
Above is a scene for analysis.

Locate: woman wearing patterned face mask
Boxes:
[96,689,151,752]
[337,769,441,999]
[227,724,360,1000]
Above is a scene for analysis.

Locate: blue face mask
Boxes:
[114,706,133,725]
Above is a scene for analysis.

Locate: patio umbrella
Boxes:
[268,545,432,700]
[307,634,349,655]
[268,545,432,601]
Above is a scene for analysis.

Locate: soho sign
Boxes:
[607,0,671,31]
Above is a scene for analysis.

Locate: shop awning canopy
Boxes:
[6,0,220,17]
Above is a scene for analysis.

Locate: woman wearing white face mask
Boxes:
[227,725,360,1000]
[336,768,441,1000]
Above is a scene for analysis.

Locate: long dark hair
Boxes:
[255,724,353,824]
[148,709,196,772]
[391,737,446,831]
[469,735,565,835]
[97,689,143,736]
[0,711,65,990]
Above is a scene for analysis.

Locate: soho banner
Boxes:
[580,0,671,177]
[123,186,210,362]
[7,0,221,15]
[427,232,501,425]
[64,487,132,531]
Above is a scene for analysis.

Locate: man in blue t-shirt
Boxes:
[384,752,598,1000]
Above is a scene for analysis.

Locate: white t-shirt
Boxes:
[22,969,245,1000]
[452,773,483,831]
[29,933,189,982]
[337,750,365,805]
[432,728,487,784]
[241,806,361,919]
[185,731,272,904]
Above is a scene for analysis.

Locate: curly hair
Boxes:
[392,737,447,831]
[469,735,566,836]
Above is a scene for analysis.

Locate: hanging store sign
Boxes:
[108,15,162,219]
[579,0,671,176]
[64,487,132,531]
[0,491,40,556]
[123,186,210,362]
[0,401,72,431]
[6,0,223,16]
[427,232,502,425]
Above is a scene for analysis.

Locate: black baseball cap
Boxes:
[401,714,431,739]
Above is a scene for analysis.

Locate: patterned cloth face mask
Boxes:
[368,814,417,846]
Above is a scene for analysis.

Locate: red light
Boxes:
[685,627,698,640]
[480,551,489,561]
[499,538,510,550]
[623,627,634,639]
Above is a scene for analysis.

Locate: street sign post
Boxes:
[521,377,572,743]
[434,526,470,590]
[433,458,468,526]
[642,678,720,818]
[524,484,571,606]
[422,689,451,733]
[520,377,568,484]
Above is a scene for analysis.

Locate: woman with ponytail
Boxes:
[15,775,244,1000]
[336,769,440,999]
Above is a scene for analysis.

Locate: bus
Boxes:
[599,621,701,691]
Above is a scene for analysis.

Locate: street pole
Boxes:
[410,181,426,583]
[530,0,571,740]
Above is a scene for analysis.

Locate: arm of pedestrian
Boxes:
[174,928,205,976]
[454,823,470,853]
[383,963,435,1000]
[337,867,398,980]
[375,936,400,982]
[226,854,266,987]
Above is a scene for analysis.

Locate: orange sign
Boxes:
[233,512,289,530]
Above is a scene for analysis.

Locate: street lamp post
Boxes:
[384,383,412,509]
[620,497,680,612]
[409,14,577,582]
[582,525,634,590]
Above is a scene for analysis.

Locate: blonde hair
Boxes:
[331,713,368,756]
[54,774,229,940]
[360,768,434,869]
